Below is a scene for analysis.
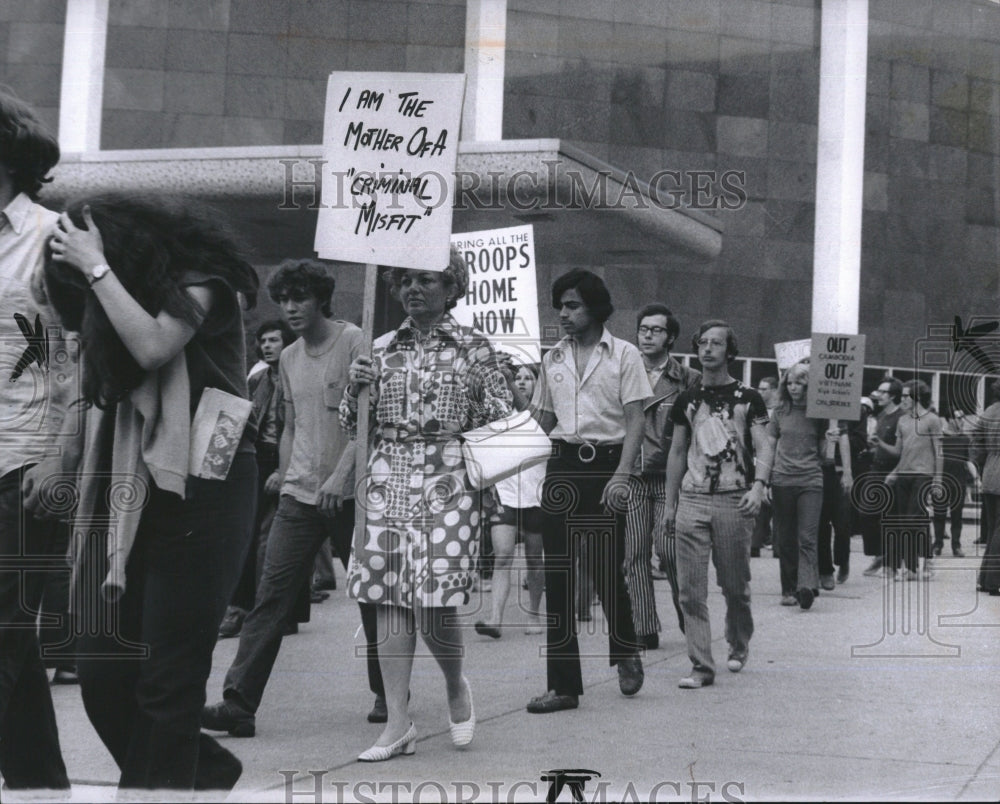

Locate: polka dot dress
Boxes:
[343,315,512,609]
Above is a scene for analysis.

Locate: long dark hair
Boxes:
[44,194,258,408]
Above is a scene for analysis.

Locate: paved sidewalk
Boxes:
[8,540,1000,802]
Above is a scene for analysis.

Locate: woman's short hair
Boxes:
[0,87,60,199]
[383,246,468,311]
[551,269,614,323]
[691,319,738,358]
[266,259,336,317]
[636,303,680,346]
[903,379,932,409]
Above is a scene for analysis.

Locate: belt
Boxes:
[378,426,460,444]
[550,439,623,464]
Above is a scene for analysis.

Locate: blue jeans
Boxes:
[224,495,382,711]
[771,485,822,595]
[76,453,256,789]
[675,490,755,679]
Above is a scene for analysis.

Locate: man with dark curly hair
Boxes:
[203,260,386,736]
[0,87,71,790]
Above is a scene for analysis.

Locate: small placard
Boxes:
[807,333,866,421]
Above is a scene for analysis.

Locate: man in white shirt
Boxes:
[0,88,71,790]
[526,270,648,714]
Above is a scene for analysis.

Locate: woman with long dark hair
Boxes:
[42,194,259,790]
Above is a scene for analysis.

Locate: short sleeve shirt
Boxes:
[535,328,651,444]
[894,411,942,476]
[0,194,66,477]
[670,380,769,494]
[281,321,364,504]
[766,404,824,489]
[872,407,903,472]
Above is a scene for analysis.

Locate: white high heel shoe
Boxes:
[357,722,417,762]
[449,677,475,748]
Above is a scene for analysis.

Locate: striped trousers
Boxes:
[624,473,683,638]
[676,490,755,679]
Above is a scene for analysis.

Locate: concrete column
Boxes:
[58,0,109,152]
[462,0,507,142]
[811,0,868,335]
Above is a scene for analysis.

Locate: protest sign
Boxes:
[451,225,541,364]
[774,338,812,371]
[807,333,866,421]
[315,72,465,270]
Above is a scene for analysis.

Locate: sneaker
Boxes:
[820,574,835,591]
[862,557,884,576]
[953,546,965,558]
[202,699,256,737]
[218,606,246,639]
[780,594,797,606]
[836,566,849,584]
[726,650,748,673]
[932,541,944,557]
[903,569,918,582]
[678,674,713,689]
[796,588,814,610]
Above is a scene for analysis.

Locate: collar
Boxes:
[391,313,462,346]
[554,326,614,354]
[1,193,34,235]
[649,354,685,381]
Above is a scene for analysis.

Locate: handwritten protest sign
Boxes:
[315,72,466,270]
[807,333,866,421]
[450,225,541,364]
[774,338,812,371]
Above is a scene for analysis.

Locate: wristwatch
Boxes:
[88,263,111,285]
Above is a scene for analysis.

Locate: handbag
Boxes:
[461,409,551,490]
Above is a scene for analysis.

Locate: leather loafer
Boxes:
[367,695,388,723]
[202,699,256,737]
[526,690,579,714]
[617,655,644,696]
[51,666,79,685]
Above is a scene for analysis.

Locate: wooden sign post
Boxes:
[314,71,466,551]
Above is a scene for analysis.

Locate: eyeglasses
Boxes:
[697,338,727,348]
[638,325,668,337]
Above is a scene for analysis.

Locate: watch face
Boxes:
[92,264,109,280]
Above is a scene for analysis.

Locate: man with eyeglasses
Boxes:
[860,377,904,575]
[623,304,700,650]
[662,320,772,689]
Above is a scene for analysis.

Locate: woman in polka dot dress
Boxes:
[340,250,512,761]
